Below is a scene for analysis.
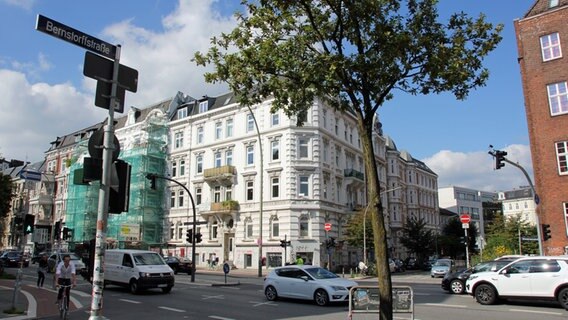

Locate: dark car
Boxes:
[164,256,193,275]
[32,251,49,264]
[441,259,515,294]
[0,251,29,268]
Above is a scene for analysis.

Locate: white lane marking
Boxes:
[202,294,225,300]
[509,309,565,316]
[209,316,236,320]
[158,306,185,313]
[70,295,83,309]
[423,303,467,308]
[119,299,141,304]
[249,300,278,307]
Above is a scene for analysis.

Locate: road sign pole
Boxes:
[89,45,121,320]
[464,227,469,269]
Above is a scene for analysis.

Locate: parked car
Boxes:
[0,251,29,268]
[430,259,454,278]
[393,259,405,272]
[47,252,86,274]
[442,259,515,294]
[264,265,357,306]
[164,256,193,275]
[405,257,419,270]
[465,256,568,309]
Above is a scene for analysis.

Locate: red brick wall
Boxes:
[515,5,568,255]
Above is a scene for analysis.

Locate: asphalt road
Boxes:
[9,267,568,320]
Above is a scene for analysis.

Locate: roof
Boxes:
[522,0,568,18]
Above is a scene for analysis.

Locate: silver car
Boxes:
[47,252,86,274]
[264,265,357,306]
[430,259,454,278]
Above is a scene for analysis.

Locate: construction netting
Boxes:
[65,109,169,251]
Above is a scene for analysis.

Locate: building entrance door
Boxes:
[223,232,235,262]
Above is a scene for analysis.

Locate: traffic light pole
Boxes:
[147,174,197,282]
[89,45,121,320]
[489,149,543,255]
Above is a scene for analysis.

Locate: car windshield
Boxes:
[133,253,165,266]
[434,260,451,267]
[305,267,339,279]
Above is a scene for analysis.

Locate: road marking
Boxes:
[159,306,185,313]
[423,303,467,308]
[119,299,141,304]
[509,309,565,316]
[209,316,235,320]
[202,294,225,300]
[249,300,278,307]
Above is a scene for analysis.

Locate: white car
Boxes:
[465,256,568,309]
[47,252,86,274]
[263,265,357,306]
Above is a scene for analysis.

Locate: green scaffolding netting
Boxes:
[66,118,168,251]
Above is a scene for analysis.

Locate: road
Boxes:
[7,267,568,320]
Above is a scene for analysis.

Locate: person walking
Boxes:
[37,255,48,288]
[296,255,304,266]
[55,254,76,305]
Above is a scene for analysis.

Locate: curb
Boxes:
[211,281,241,287]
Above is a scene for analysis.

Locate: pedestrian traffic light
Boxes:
[146,173,157,190]
[24,214,35,234]
[542,224,552,241]
[62,227,73,241]
[186,229,193,243]
[280,240,286,248]
[109,160,131,214]
[54,221,61,240]
[495,150,507,170]
[195,232,203,243]
[330,237,336,248]
[14,216,24,231]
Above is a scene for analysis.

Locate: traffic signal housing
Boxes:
[542,224,552,241]
[195,232,202,243]
[186,229,193,243]
[146,173,157,190]
[62,227,73,241]
[495,150,507,170]
[24,214,35,234]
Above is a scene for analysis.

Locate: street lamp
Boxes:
[363,186,401,265]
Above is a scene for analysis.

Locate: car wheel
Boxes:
[265,285,278,301]
[162,286,173,294]
[558,287,568,310]
[129,280,140,294]
[314,289,329,306]
[450,280,464,294]
[474,284,497,305]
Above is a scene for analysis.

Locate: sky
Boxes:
[0,0,537,192]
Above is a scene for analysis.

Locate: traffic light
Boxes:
[146,173,157,190]
[62,227,73,241]
[329,237,336,248]
[280,240,286,248]
[495,150,507,170]
[542,224,551,241]
[186,229,193,243]
[14,216,24,230]
[109,160,132,214]
[24,214,35,234]
[195,232,203,243]
[54,221,61,240]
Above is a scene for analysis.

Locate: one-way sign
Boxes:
[20,169,42,182]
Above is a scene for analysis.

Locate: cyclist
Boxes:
[55,254,76,306]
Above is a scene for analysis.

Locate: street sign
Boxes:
[84,52,138,92]
[462,223,470,229]
[35,14,117,60]
[324,223,332,231]
[95,81,126,112]
[460,214,471,224]
[20,169,42,181]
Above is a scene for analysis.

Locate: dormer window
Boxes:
[550,0,559,7]
[199,101,208,113]
[177,107,188,119]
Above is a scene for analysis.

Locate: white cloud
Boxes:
[422,144,534,192]
[1,0,35,11]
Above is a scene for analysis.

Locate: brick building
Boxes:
[515,0,568,255]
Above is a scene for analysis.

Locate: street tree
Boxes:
[481,213,538,259]
[399,217,434,264]
[194,1,502,318]
[344,210,374,257]
[0,173,14,245]
[439,217,478,259]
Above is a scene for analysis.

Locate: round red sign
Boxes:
[460,214,471,224]
[324,223,332,231]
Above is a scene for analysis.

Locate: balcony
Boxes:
[344,168,365,188]
[203,165,236,185]
[201,200,240,219]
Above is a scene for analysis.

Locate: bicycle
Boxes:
[57,284,72,320]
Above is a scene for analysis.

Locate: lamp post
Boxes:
[363,186,401,265]
[244,106,264,277]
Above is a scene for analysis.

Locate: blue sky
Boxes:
[0,0,537,192]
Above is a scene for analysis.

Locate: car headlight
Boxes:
[330,286,347,291]
[139,272,150,277]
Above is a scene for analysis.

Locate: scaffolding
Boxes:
[65,112,168,251]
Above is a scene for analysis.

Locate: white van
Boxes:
[104,249,174,294]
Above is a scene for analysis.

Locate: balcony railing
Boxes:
[210,200,240,212]
[204,165,236,184]
[344,168,364,181]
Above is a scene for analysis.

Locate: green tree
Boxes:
[0,173,14,246]
[399,217,434,264]
[344,210,374,257]
[194,1,501,318]
[439,217,478,259]
[480,213,538,260]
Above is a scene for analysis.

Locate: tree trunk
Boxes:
[357,116,393,320]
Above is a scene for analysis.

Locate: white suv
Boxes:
[465,256,568,309]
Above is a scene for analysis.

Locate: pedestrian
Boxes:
[296,255,304,266]
[37,255,48,288]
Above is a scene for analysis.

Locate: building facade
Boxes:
[515,0,568,254]
[498,187,538,225]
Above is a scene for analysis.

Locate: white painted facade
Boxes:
[498,187,537,226]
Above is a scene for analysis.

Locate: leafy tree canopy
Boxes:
[399,217,434,262]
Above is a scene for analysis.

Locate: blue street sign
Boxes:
[20,169,42,181]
